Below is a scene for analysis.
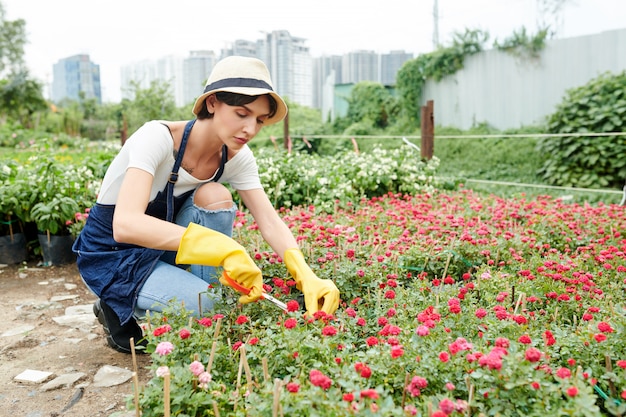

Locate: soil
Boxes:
[0,262,152,417]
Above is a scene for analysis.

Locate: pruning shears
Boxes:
[222,272,288,312]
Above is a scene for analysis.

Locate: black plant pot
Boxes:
[38,234,76,266]
[0,233,29,264]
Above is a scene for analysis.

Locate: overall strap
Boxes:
[212,144,229,182]
[166,119,196,222]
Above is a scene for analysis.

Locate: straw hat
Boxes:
[192,56,288,125]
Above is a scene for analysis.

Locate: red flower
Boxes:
[439,352,450,363]
[284,318,297,329]
[286,300,300,312]
[153,324,172,336]
[197,317,213,327]
[360,388,379,399]
[598,321,614,333]
[354,362,372,378]
[321,325,337,336]
[356,317,366,326]
[525,347,542,363]
[391,345,404,359]
[616,360,626,369]
[518,334,532,344]
[286,382,299,393]
[235,315,249,325]
[366,336,379,346]
[566,386,578,397]
[594,333,607,343]
[384,289,396,299]
[248,337,259,345]
[178,328,191,339]
[232,341,243,351]
[531,381,540,390]
[343,392,354,402]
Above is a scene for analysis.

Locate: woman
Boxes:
[73,56,340,354]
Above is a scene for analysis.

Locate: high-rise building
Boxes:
[260,30,313,108]
[183,51,218,107]
[342,50,379,85]
[380,50,413,86]
[313,55,343,110]
[51,54,101,104]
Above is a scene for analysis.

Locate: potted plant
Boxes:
[30,195,80,266]
[0,162,29,264]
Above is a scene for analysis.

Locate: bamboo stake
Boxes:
[605,355,617,399]
[132,371,140,417]
[401,372,409,407]
[163,373,171,417]
[212,401,221,417]
[552,306,559,322]
[272,378,282,417]
[207,341,218,375]
[198,293,202,316]
[241,345,253,389]
[441,252,452,280]
[262,357,270,383]
[513,292,525,315]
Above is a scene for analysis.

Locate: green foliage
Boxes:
[343,82,398,130]
[537,70,626,189]
[0,3,26,75]
[494,26,549,59]
[0,70,48,128]
[396,28,489,128]
[253,145,441,212]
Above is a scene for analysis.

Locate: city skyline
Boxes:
[3,0,625,102]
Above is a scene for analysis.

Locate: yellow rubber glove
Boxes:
[283,248,340,316]
[175,223,263,304]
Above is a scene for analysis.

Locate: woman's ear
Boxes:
[206,94,217,113]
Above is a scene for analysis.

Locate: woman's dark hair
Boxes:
[196,91,278,120]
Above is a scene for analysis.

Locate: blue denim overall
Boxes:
[73,119,233,325]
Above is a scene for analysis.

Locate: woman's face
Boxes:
[208,94,271,148]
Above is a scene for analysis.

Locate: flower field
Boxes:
[136,190,626,416]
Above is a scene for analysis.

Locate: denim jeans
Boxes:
[134,191,236,318]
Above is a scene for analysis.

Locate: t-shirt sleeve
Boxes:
[219,146,263,190]
[126,121,173,175]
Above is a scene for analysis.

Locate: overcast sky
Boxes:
[2,0,625,102]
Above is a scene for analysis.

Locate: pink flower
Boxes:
[439,352,450,363]
[556,367,572,379]
[416,325,430,336]
[439,398,455,415]
[189,360,204,376]
[155,341,174,356]
[475,308,488,318]
[156,366,170,377]
[198,371,211,384]
[525,347,542,363]
[309,369,332,390]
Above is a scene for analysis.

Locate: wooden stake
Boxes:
[207,340,218,374]
[272,378,282,417]
[198,293,202,316]
[262,357,270,383]
[513,292,525,315]
[241,345,253,389]
[605,355,617,399]
[132,371,140,417]
[163,373,171,417]
[401,372,409,407]
[212,401,221,417]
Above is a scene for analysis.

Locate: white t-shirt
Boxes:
[97,121,262,204]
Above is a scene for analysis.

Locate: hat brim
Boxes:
[192,87,288,125]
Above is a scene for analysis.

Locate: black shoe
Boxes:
[93,299,146,354]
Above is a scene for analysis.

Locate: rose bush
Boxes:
[135,190,626,416]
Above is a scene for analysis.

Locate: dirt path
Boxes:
[0,262,151,417]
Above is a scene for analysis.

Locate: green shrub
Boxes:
[538,70,626,189]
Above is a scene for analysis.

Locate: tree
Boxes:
[0,70,48,128]
[344,81,396,130]
[0,2,27,76]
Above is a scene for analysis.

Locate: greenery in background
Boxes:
[537,70,626,190]
[494,26,550,59]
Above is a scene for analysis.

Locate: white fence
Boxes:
[422,28,626,130]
